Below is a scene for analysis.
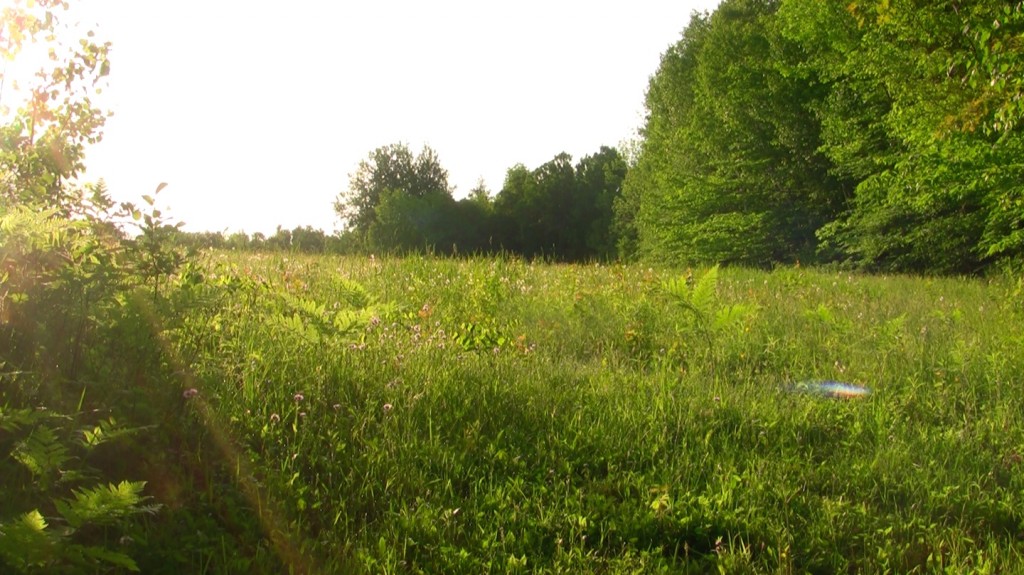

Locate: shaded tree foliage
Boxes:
[494,156,572,257]
[446,180,496,254]
[493,148,628,260]
[333,143,451,238]
[328,143,629,260]
[369,189,456,253]
[573,146,628,260]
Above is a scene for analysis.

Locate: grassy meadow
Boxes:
[110,253,1024,573]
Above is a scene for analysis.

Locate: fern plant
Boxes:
[662,265,756,379]
[0,481,157,572]
[0,400,159,573]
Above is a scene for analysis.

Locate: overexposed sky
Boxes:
[9,1,720,234]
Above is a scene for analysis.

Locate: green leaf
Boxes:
[57,481,153,529]
[20,509,48,532]
[337,279,372,309]
[713,303,755,331]
[79,545,140,571]
[0,510,55,570]
[13,425,70,484]
[79,417,144,449]
[691,264,719,315]
[0,406,45,433]
[661,275,691,303]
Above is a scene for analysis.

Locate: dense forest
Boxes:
[624,0,1024,274]
[181,0,1023,276]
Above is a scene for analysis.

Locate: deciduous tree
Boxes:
[334,143,451,237]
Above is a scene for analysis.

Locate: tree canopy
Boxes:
[334,143,452,236]
[328,142,628,260]
[625,0,1024,273]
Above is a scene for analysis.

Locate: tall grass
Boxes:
[159,252,1023,573]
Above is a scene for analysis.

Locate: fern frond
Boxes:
[78,544,140,572]
[691,264,719,315]
[13,425,70,484]
[0,406,45,433]
[713,303,756,331]
[55,480,154,529]
[661,276,691,303]
[0,510,56,570]
[336,279,372,309]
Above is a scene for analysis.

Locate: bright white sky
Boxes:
[7,0,720,234]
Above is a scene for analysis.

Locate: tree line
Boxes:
[624,0,1024,274]
[178,0,1022,274]
[178,143,629,261]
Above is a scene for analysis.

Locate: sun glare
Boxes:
[1,0,107,123]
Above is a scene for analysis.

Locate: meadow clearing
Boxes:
[121,251,1024,573]
[5,1,1024,571]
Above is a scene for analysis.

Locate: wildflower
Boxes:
[183,388,199,399]
[270,413,280,423]
[294,393,304,403]
[382,403,393,414]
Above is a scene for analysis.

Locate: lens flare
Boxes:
[789,380,871,399]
